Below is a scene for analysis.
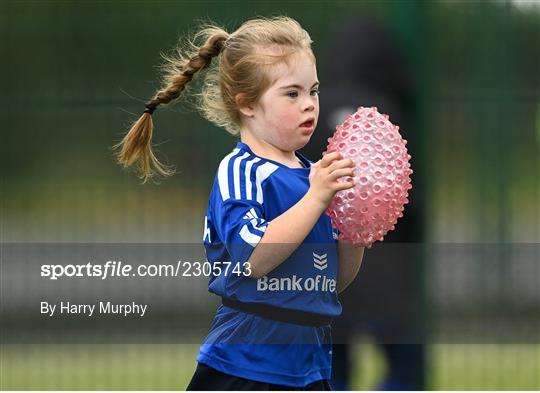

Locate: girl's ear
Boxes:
[235,93,255,118]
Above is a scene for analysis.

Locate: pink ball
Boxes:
[324,106,413,248]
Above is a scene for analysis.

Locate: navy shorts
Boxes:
[186,362,332,391]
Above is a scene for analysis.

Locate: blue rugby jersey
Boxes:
[197,141,341,387]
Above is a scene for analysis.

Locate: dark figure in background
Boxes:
[300,16,426,391]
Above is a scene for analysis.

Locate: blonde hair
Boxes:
[113,16,314,183]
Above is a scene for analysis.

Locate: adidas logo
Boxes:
[313,252,328,270]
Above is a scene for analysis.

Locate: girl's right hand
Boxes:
[307,152,356,208]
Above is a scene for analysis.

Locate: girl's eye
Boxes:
[286,90,320,98]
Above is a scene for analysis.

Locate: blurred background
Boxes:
[1,0,539,390]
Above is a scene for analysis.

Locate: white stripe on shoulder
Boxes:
[244,157,261,200]
[255,162,279,204]
[249,218,267,233]
[233,152,251,199]
[239,224,262,246]
[217,148,240,201]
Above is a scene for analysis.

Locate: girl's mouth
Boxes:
[300,119,314,128]
[300,119,315,135]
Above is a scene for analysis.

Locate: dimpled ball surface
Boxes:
[324,106,413,248]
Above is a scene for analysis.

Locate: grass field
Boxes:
[1,340,538,390]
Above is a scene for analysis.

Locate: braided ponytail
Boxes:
[114,27,229,183]
[114,16,314,183]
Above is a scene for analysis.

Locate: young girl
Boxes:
[115,16,365,390]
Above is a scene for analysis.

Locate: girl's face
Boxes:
[241,50,320,153]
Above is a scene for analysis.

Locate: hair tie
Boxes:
[144,104,156,115]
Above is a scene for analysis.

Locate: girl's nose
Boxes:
[303,99,315,112]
